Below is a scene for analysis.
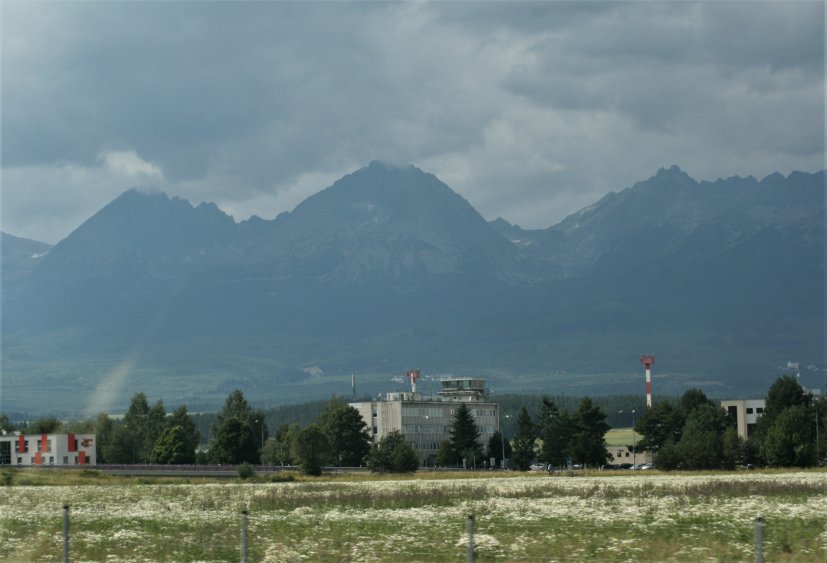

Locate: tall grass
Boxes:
[1,468,825,561]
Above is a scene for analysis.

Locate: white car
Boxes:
[530,463,546,471]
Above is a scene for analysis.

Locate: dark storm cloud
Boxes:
[1,1,823,243]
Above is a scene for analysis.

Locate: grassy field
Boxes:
[604,428,637,446]
[1,467,825,562]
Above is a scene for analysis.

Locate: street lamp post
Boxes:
[500,413,510,469]
[255,419,264,460]
[632,409,636,467]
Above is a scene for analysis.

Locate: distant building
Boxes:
[0,433,96,466]
[720,400,766,440]
[351,376,500,467]
[609,445,653,466]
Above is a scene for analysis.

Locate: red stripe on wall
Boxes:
[41,433,47,452]
[68,433,76,452]
[19,434,25,453]
[35,451,42,465]
[79,451,87,465]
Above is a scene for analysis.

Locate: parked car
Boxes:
[529,463,546,471]
[639,463,655,470]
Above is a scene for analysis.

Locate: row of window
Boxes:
[14,440,53,453]
[13,456,84,465]
[745,407,764,415]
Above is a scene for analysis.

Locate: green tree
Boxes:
[436,440,454,467]
[208,417,258,464]
[751,375,812,465]
[94,413,114,464]
[102,423,136,464]
[0,414,15,433]
[291,424,329,476]
[635,400,682,453]
[367,431,418,473]
[655,440,682,470]
[570,398,609,468]
[511,407,537,471]
[721,426,744,470]
[265,423,300,465]
[678,388,716,417]
[27,417,63,434]
[214,389,268,458]
[538,398,572,468]
[676,403,728,469]
[122,393,166,463]
[318,403,372,466]
[449,403,482,465]
[762,405,816,467]
[167,405,200,457]
[486,431,512,468]
[151,425,195,464]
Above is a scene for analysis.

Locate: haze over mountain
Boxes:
[2,162,823,415]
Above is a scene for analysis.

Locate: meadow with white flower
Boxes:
[1,469,825,562]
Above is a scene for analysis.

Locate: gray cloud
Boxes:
[1,1,823,244]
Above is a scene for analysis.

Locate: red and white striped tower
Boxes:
[406,369,421,394]
[640,355,656,408]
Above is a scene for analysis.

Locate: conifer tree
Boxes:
[449,403,482,465]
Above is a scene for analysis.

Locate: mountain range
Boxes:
[2,161,824,416]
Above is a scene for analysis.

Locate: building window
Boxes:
[63,456,69,464]
[746,408,753,414]
[17,457,22,464]
[756,408,764,414]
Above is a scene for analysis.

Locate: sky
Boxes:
[1,1,824,245]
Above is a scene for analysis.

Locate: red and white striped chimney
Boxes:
[640,355,655,408]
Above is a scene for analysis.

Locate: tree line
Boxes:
[2,376,823,471]
[635,375,826,469]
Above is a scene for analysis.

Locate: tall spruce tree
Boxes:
[449,403,483,466]
[511,407,537,471]
[208,390,265,464]
[539,398,574,468]
[570,397,609,468]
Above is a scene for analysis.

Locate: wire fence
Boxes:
[49,506,781,563]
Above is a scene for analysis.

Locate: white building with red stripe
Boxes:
[0,433,96,466]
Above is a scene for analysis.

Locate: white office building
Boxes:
[0,433,97,466]
[351,376,500,467]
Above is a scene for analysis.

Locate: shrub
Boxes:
[237,462,256,480]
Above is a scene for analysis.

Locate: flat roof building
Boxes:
[720,400,765,440]
[0,433,96,466]
[351,376,500,467]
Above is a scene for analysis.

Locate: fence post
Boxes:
[62,504,70,563]
[466,513,475,563]
[240,509,249,563]
[754,515,764,563]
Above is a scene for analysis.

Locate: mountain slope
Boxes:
[240,161,516,283]
[1,164,823,415]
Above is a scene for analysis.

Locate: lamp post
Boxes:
[500,413,510,469]
[420,415,429,467]
[632,409,636,467]
[255,419,264,459]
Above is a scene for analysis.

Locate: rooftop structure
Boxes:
[351,375,500,467]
